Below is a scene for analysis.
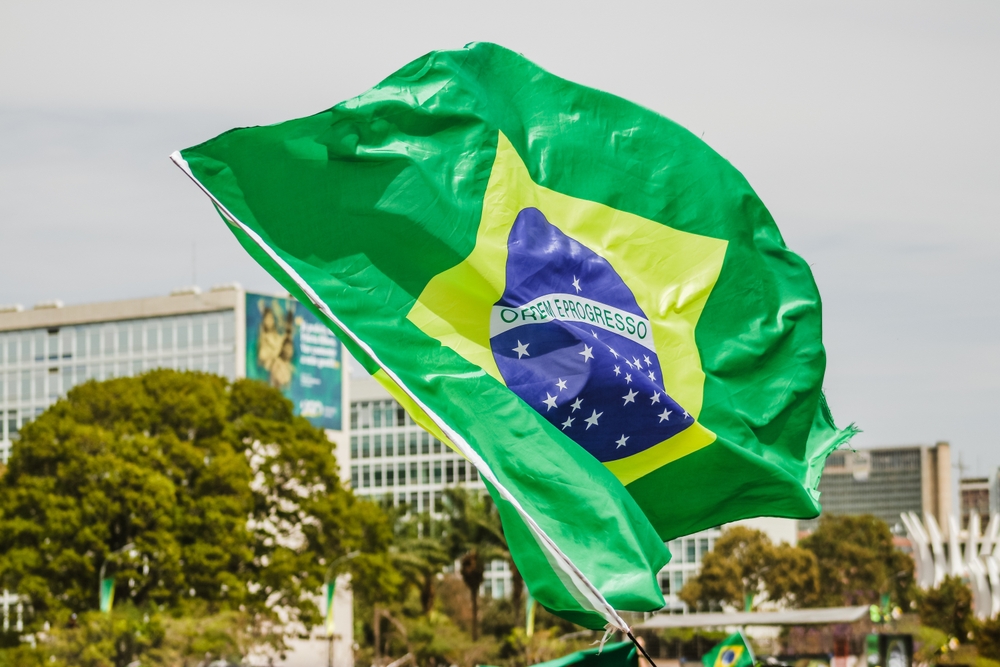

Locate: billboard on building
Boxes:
[246,293,342,430]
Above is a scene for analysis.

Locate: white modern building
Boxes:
[0,286,348,465]
[348,374,514,598]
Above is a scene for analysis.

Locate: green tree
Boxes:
[918,576,973,640]
[679,526,819,611]
[799,514,915,607]
[0,370,392,648]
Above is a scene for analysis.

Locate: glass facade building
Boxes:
[0,287,347,466]
[348,375,514,598]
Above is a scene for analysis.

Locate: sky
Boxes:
[1,2,998,476]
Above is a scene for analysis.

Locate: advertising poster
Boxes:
[246,293,343,430]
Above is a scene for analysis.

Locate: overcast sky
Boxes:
[1,2,997,477]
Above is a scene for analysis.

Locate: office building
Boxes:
[348,374,513,598]
[961,477,992,529]
[0,287,347,466]
[800,443,952,536]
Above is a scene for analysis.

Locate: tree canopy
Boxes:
[0,370,392,638]
[800,514,914,607]
[679,526,819,611]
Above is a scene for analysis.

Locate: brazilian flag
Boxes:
[703,631,755,667]
[172,42,852,630]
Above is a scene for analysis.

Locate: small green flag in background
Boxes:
[702,631,755,667]
[321,581,336,636]
[99,577,115,614]
[173,42,852,630]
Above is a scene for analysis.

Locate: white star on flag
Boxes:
[591,330,599,339]
[658,409,672,423]
[647,371,656,382]
[622,389,638,405]
[613,365,621,376]
[632,356,643,369]
[555,378,568,391]
[643,355,652,366]
[561,416,574,430]
[584,409,603,429]
[570,397,583,412]
[615,434,629,448]
[513,340,530,359]
[572,276,582,292]
[579,344,594,362]
[609,348,619,358]
[542,393,558,411]
[625,373,632,384]
[650,391,661,404]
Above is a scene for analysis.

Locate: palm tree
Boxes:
[441,487,505,640]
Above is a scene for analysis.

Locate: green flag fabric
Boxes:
[702,631,755,667]
[540,641,637,667]
[173,42,852,629]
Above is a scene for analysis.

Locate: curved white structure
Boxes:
[904,511,1000,619]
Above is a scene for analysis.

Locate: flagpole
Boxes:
[626,629,659,667]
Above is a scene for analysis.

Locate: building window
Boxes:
[398,463,406,485]
[422,461,430,484]
[433,438,442,454]
[446,460,454,484]
[207,318,220,345]
[350,404,358,430]
[374,466,382,488]
[374,435,382,457]
[396,404,406,426]
[434,492,443,513]
[373,402,382,428]
[458,460,467,483]
[34,333,44,361]
[434,461,442,484]
[386,467,394,487]
[177,321,189,350]
[673,571,684,595]
[422,492,430,512]
[192,316,204,348]
[385,434,394,457]
[7,411,18,440]
[47,331,59,360]
[362,465,371,488]
[33,370,44,399]
[60,329,73,359]
[410,462,418,485]
[7,336,18,363]
[132,324,143,352]
[660,575,670,595]
[410,492,418,511]
[699,538,710,560]
[350,437,358,459]
[686,540,696,564]
[76,329,87,359]
[362,436,370,458]
[162,322,173,350]
[421,432,429,454]
[409,433,417,455]
[222,312,235,345]
[350,466,358,489]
